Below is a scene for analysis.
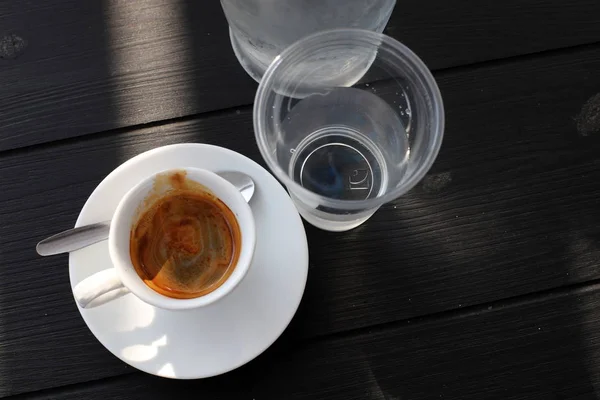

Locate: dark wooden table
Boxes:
[2,1,600,398]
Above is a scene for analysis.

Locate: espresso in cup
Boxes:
[129,171,242,299]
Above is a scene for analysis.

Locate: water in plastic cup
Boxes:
[220,0,396,82]
[254,29,444,231]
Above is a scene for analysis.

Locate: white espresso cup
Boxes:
[73,168,256,310]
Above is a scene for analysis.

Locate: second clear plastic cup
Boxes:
[254,29,445,231]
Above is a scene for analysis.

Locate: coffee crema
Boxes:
[130,171,241,299]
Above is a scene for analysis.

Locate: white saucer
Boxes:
[69,144,308,379]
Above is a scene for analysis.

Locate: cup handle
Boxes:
[73,269,130,308]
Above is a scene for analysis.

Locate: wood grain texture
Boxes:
[244,283,600,400]
[383,0,600,68]
[2,0,600,150]
[18,283,600,399]
[0,0,257,151]
[2,42,600,395]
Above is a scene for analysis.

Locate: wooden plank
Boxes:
[20,283,600,399]
[0,0,257,151]
[2,43,600,395]
[2,0,600,150]
[384,0,600,68]
[256,283,600,399]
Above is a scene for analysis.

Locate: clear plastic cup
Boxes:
[220,0,396,82]
[254,29,444,231]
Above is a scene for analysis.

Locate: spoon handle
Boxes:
[36,220,111,256]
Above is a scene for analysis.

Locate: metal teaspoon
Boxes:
[36,171,255,256]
